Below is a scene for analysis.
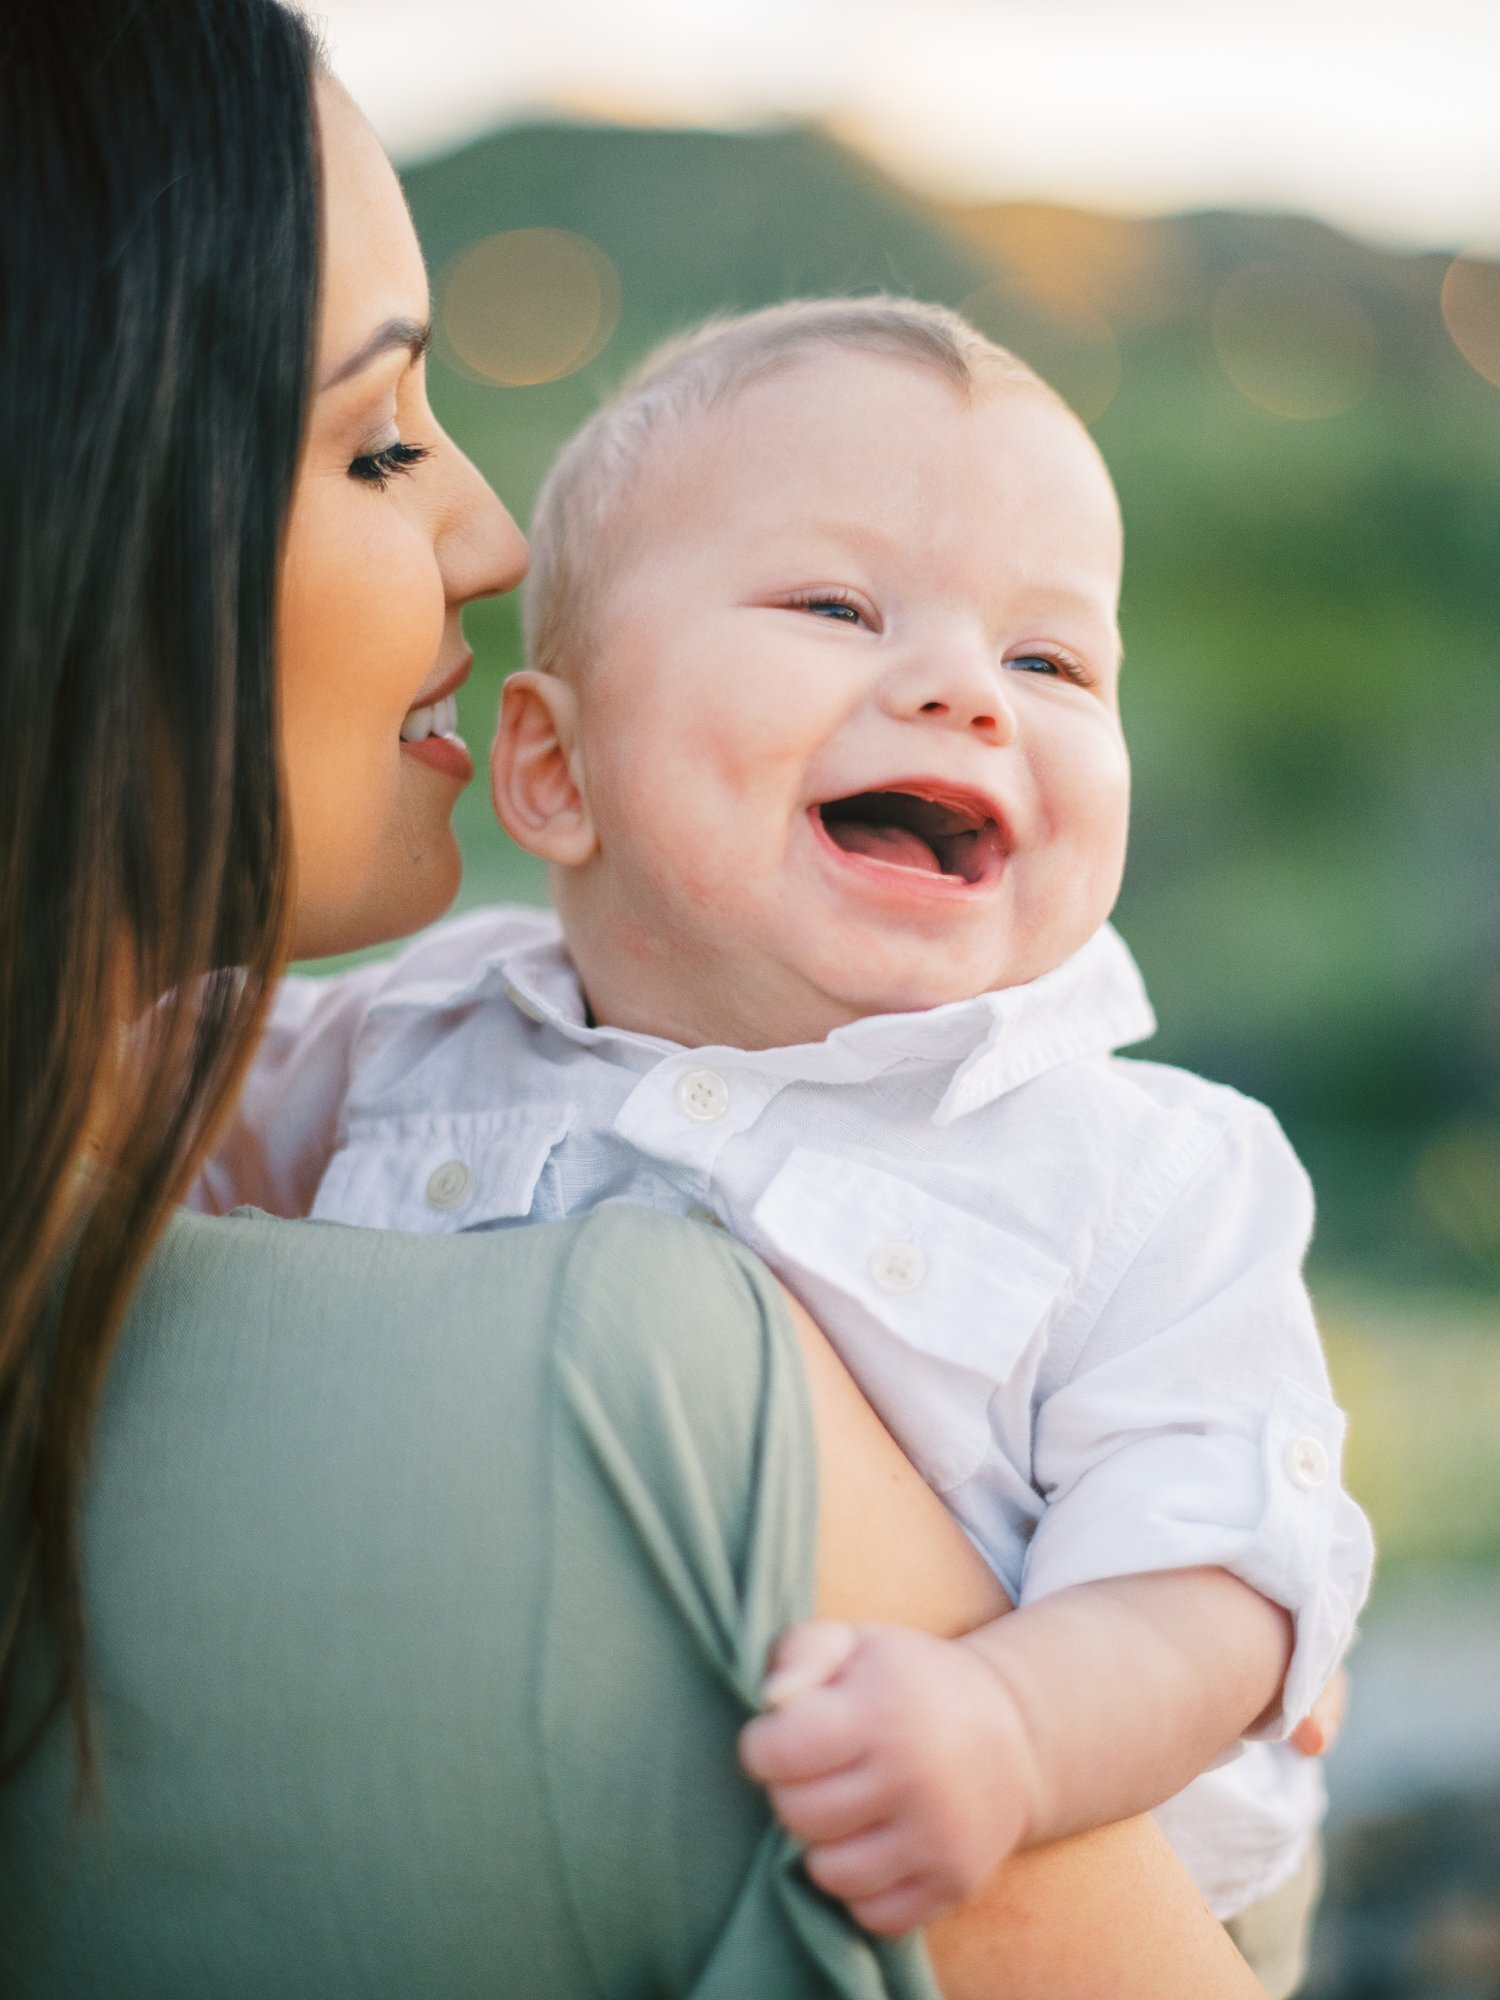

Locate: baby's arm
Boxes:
[744,1098,1373,1934]
[740,1567,1288,1934]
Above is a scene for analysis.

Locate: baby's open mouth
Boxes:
[815,790,1004,885]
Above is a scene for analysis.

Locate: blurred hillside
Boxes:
[399,120,1500,1289]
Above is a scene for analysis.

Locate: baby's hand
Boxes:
[1290,1668,1349,1758]
[738,1620,1038,1935]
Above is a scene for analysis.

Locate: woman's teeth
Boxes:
[400,693,460,743]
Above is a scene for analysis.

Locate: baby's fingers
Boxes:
[760,1620,859,1709]
[847,1877,946,1938]
[739,1683,865,1787]
[804,1826,914,1908]
[1291,1667,1350,1757]
[767,1763,892,1847]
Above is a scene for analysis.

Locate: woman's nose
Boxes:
[438,441,529,605]
[879,644,1016,744]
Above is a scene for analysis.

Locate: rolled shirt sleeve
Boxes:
[1022,1101,1374,1735]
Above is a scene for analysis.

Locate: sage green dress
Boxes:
[0,1204,937,1998]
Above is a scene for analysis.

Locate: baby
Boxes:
[206,299,1372,1981]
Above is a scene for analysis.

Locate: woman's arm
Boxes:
[782,1294,1265,2000]
[792,1291,1009,1636]
[924,1821,1265,2000]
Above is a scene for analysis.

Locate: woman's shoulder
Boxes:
[148,1197,775,1310]
[112,1203,811,1683]
[1,1202,841,2000]
[129,1201,791,1427]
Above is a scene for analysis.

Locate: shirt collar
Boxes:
[494,916,1155,1123]
[931,923,1155,1122]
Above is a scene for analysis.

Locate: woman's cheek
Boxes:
[329,520,447,867]
[278,492,447,938]
[323,505,447,736]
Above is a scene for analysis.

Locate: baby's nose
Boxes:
[918,690,1005,737]
[884,648,1015,742]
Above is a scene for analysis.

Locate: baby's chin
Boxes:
[767,883,1100,1031]
[793,957,1024,1035]
[653,956,1005,1051]
[783,929,1099,1037]
[568,890,1090,1047]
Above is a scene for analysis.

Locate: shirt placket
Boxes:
[611,1055,782,1202]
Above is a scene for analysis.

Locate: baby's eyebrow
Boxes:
[763,517,902,565]
[1001,581,1122,653]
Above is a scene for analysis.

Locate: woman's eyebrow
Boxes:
[320,317,431,391]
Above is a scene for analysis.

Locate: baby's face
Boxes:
[529,352,1129,1049]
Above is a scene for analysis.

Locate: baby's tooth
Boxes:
[435,694,458,736]
[400,704,435,742]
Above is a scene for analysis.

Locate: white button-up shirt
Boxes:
[200,904,1374,1919]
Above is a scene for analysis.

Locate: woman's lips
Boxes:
[400,654,474,782]
[401,731,473,782]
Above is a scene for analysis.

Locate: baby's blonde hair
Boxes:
[524,294,1058,681]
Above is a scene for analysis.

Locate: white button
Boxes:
[869,1240,927,1293]
[504,981,548,1026]
[675,1068,731,1123]
[425,1159,473,1211]
[1284,1435,1329,1491]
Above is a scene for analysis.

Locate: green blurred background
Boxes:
[341,120,1500,1581]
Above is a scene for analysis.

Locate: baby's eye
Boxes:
[1005,648,1092,687]
[787,590,868,626]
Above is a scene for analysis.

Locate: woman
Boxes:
[0,3,1264,1993]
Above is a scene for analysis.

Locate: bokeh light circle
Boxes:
[1211,261,1377,420]
[1441,249,1500,389]
[441,228,622,388]
[960,281,1121,424]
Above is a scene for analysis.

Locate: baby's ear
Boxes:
[491,672,597,866]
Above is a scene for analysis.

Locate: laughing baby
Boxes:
[207,298,1372,1991]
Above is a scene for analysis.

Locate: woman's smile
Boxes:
[398,712,472,781]
[399,649,474,779]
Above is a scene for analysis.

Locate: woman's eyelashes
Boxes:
[348,438,431,488]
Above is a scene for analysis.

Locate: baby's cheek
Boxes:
[1052,721,1129,847]
[1056,755,1131,937]
[1088,753,1131,878]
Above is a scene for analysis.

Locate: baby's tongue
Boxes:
[825,819,941,874]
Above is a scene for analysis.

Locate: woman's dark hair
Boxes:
[0,0,321,1782]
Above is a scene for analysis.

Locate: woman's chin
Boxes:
[288,828,462,964]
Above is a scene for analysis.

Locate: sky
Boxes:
[311,0,1500,252]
